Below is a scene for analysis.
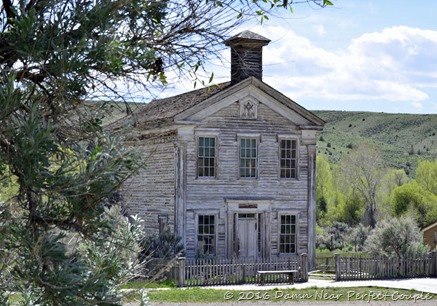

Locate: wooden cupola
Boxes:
[224,31,271,85]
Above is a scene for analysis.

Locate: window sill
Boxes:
[278,253,298,257]
[279,177,299,181]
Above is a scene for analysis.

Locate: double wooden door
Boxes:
[236,213,259,259]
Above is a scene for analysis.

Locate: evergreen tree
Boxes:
[0,0,333,303]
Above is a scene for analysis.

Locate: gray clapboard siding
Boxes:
[122,134,176,234]
[179,101,314,258]
[117,32,322,270]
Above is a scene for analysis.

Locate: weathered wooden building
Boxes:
[422,220,437,250]
[118,31,324,268]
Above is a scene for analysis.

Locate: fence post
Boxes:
[242,264,246,284]
[400,256,404,277]
[432,251,437,277]
[177,257,186,287]
[384,255,389,278]
[300,253,308,282]
[335,253,341,281]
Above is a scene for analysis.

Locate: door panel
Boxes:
[237,215,257,259]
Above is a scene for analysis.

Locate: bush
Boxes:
[140,230,183,260]
[405,243,430,257]
[316,222,350,251]
[0,205,146,305]
[391,181,437,228]
[347,224,371,252]
[365,216,429,259]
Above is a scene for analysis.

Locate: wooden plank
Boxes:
[334,254,437,282]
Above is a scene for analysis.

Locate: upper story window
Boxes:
[197,137,216,178]
[239,138,257,178]
[279,214,297,254]
[280,139,297,179]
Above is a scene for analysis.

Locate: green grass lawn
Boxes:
[7,283,435,304]
[121,278,176,289]
[123,286,436,304]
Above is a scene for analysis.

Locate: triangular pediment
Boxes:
[174,77,324,129]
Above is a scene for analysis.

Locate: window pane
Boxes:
[198,215,216,255]
[279,214,296,254]
[209,148,215,157]
[198,137,216,177]
[280,139,297,178]
[240,138,257,178]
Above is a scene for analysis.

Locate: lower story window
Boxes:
[279,215,296,253]
[197,215,215,255]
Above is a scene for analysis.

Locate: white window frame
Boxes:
[278,213,298,254]
[278,136,299,180]
[238,135,259,179]
[196,136,217,179]
[196,213,217,257]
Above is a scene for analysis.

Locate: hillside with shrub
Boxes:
[314,111,437,175]
[313,111,437,254]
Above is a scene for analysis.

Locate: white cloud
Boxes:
[314,24,326,36]
[147,25,437,113]
[411,101,424,109]
[254,25,437,108]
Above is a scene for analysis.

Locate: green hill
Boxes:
[313,111,437,175]
[101,104,437,175]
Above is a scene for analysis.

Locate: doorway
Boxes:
[236,213,260,259]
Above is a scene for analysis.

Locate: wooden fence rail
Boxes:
[146,252,436,286]
[335,251,437,281]
[178,254,308,287]
[315,255,336,273]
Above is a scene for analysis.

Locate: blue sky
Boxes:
[168,0,437,114]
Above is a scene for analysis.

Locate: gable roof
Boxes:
[421,220,437,232]
[134,82,232,122]
[110,77,324,131]
[108,82,231,130]
[174,76,325,128]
